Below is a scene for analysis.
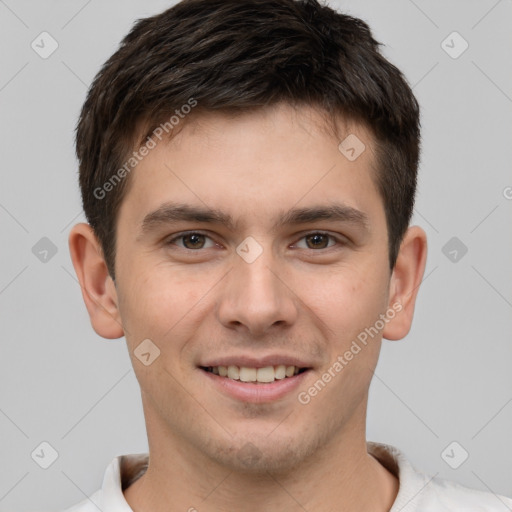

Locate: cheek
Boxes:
[117,263,218,348]
[304,265,389,346]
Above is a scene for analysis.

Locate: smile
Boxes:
[199,363,311,403]
[200,365,307,383]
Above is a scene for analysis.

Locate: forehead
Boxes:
[118,104,384,233]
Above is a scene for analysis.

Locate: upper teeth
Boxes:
[208,365,300,383]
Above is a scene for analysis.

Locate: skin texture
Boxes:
[69,103,427,512]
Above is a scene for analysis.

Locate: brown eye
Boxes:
[181,233,206,249]
[167,232,216,250]
[304,233,331,249]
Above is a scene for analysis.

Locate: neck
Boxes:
[124,406,399,512]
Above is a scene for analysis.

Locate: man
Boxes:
[66,0,512,510]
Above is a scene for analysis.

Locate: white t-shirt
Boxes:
[62,442,512,511]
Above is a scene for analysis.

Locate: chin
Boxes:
[205,430,322,475]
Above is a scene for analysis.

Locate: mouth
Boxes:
[199,365,309,384]
[199,363,312,403]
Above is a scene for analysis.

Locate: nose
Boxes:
[216,247,299,337]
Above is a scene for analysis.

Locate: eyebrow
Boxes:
[138,201,370,239]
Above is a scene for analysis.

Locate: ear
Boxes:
[382,225,427,341]
[68,223,124,339]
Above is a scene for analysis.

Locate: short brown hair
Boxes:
[75,0,420,280]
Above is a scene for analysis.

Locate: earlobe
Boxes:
[68,223,125,340]
[382,225,428,341]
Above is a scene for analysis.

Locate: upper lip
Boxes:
[199,354,313,369]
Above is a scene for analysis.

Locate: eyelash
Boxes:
[165,231,347,251]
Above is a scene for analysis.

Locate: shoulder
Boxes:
[58,453,148,512]
[367,442,512,512]
[421,475,512,511]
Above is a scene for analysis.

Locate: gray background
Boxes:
[0,0,511,510]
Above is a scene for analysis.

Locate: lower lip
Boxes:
[200,369,310,403]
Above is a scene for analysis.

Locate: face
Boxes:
[113,103,394,473]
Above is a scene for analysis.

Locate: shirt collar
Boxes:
[101,452,148,511]
[367,441,432,511]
